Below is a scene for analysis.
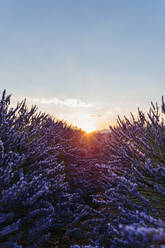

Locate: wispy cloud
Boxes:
[13,96,92,109]
[90,114,102,118]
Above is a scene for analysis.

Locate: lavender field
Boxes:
[0,90,165,248]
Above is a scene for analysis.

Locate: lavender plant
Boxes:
[67,99,165,247]
[1,89,165,248]
[0,90,83,247]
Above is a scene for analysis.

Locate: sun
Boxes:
[80,121,96,133]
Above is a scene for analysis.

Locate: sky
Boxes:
[0,0,165,131]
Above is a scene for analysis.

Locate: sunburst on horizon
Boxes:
[78,121,97,133]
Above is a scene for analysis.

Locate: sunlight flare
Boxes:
[79,120,97,133]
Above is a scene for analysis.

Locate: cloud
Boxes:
[90,114,102,118]
[13,96,92,109]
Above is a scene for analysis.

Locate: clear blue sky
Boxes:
[0,0,165,130]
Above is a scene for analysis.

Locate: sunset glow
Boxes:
[79,121,97,133]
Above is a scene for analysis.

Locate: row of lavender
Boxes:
[0,90,85,248]
[0,90,165,247]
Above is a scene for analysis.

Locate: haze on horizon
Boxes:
[0,0,165,131]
